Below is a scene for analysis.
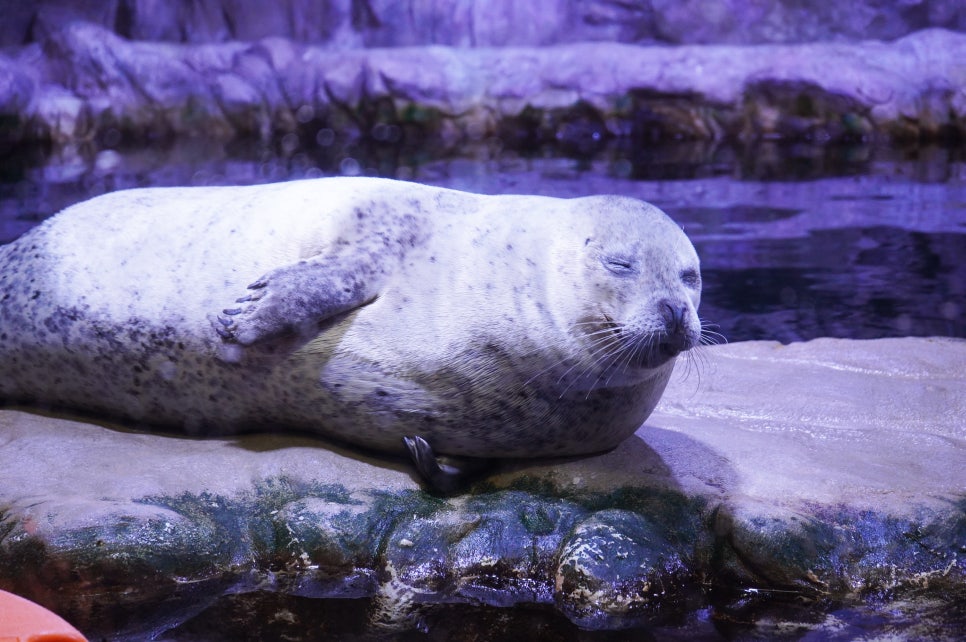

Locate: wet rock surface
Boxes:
[1,337,963,639]
[2,22,965,154]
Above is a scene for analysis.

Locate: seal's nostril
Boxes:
[657,300,692,357]
[660,300,687,334]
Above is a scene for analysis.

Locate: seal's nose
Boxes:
[660,300,686,333]
[659,300,689,355]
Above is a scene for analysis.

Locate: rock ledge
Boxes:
[1,337,963,638]
[2,24,965,153]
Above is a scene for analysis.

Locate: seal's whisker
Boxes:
[588,348,626,398]
[700,329,726,343]
[680,355,694,382]
[558,334,623,391]
[543,332,620,393]
[562,334,627,399]
[578,327,624,341]
[699,318,727,345]
[517,327,622,391]
[678,346,697,381]
[630,333,655,372]
[598,339,630,387]
[582,324,647,394]
[518,323,615,362]
[679,340,713,384]
[518,345,586,387]
[594,347,632,396]
[607,331,644,385]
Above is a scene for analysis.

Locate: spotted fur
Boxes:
[0,177,701,459]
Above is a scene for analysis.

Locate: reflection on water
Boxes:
[1,139,964,343]
[697,225,963,342]
[141,586,966,641]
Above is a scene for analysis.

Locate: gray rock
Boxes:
[1,337,962,638]
[4,22,966,149]
[648,0,965,44]
[0,54,33,114]
[2,1,965,47]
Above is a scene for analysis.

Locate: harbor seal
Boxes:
[0,176,703,490]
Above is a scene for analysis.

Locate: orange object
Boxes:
[0,590,87,642]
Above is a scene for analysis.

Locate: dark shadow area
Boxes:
[163,592,727,641]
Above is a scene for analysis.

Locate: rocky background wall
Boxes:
[3,0,966,47]
[3,1,966,155]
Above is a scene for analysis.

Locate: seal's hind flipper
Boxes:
[403,435,493,495]
[213,255,378,347]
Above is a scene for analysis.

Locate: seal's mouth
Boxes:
[639,340,680,369]
[660,342,682,358]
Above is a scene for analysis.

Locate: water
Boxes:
[2,139,964,345]
[143,589,966,640]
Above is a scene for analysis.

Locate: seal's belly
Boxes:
[259,312,670,458]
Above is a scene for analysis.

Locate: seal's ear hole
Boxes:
[603,256,636,275]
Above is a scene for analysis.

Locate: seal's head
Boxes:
[565,195,702,374]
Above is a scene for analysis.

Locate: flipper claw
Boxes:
[402,435,493,494]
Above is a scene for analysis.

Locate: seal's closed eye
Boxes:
[603,257,636,275]
[681,268,701,288]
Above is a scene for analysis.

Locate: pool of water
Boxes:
[1,140,964,344]
[159,589,966,641]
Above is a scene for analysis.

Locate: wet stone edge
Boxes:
[0,476,962,637]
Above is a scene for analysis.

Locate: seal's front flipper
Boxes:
[214,256,378,347]
[403,435,493,495]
